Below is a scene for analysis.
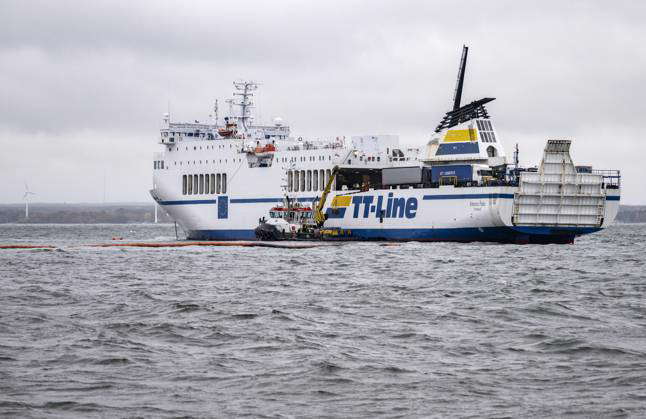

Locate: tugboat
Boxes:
[255,166,344,240]
[254,198,317,240]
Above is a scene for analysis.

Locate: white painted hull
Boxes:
[153,138,344,239]
[317,186,620,244]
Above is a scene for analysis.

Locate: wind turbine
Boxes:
[23,183,35,219]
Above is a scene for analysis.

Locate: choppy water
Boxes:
[1,223,645,418]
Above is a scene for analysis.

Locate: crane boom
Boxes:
[313,165,340,226]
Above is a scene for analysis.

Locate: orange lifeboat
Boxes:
[255,143,276,153]
[253,143,277,155]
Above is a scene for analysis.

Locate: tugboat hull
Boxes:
[254,223,286,241]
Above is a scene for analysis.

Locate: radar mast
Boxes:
[232,81,258,131]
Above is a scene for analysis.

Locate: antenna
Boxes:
[514,143,520,167]
[23,183,36,219]
[232,80,259,131]
[225,98,234,116]
[214,99,219,127]
[453,45,469,111]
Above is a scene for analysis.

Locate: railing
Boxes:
[286,140,345,151]
[592,169,621,188]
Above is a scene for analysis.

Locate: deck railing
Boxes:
[592,170,621,188]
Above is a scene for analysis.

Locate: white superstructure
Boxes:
[151,81,418,240]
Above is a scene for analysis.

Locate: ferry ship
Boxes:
[151,47,620,243]
[150,81,418,240]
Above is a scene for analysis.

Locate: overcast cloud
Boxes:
[1,0,645,204]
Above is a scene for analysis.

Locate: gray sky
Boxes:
[1,0,644,204]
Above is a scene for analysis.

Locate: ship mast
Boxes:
[213,99,219,127]
[435,46,495,133]
[453,45,468,111]
[232,81,258,131]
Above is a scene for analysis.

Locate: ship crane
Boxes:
[313,165,340,227]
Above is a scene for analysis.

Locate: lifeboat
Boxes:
[252,143,277,157]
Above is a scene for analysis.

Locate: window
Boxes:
[182,175,187,195]
[222,173,227,193]
[188,175,193,194]
[210,174,215,194]
[320,169,325,191]
[313,170,318,192]
[307,170,312,191]
[193,174,198,195]
[294,171,299,192]
[288,170,293,192]
[199,174,204,194]
[300,170,305,192]
[216,174,221,194]
[205,173,210,194]
[326,169,332,189]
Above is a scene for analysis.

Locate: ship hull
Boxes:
[184,226,601,243]
[317,186,619,244]
[155,185,619,243]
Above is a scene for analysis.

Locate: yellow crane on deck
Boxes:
[313,165,340,227]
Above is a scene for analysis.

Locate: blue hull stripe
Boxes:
[188,229,257,240]
[159,197,319,205]
[230,197,317,204]
[230,198,280,204]
[161,194,618,205]
[159,199,218,206]
[187,225,601,242]
[423,193,514,200]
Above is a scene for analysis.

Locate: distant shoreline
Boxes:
[1,203,645,224]
[0,203,174,224]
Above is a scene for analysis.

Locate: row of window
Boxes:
[182,173,227,195]
[163,132,214,139]
[276,155,334,163]
[154,160,165,169]
[287,169,333,193]
[173,158,242,166]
